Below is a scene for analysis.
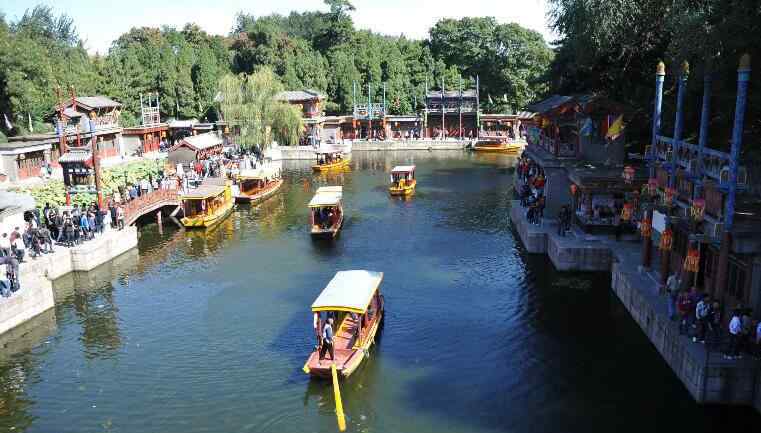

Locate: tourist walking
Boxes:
[117,205,126,230]
[0,233,10,257]
[677,290,691,335]
[666,272,680,320]
[727,310,743,359]
[11,232,25,263]
[694,295,710,343]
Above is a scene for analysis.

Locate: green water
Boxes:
[0,150,757,433]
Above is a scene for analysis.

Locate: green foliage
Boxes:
[429,18,553,113]
[12,159,165,208]
[217,69,304,149]
[547,0,761,154]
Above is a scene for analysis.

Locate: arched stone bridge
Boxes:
[123,189,180,226]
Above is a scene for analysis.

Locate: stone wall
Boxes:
[509,201,548,254]
[280,141,470,160]
[0,226,138,336]
[548,235,611,271]
[612,262,759,406]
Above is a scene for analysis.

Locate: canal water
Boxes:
[0,151,758,433]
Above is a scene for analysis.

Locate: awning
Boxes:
[311,270,384,314]
[58,149,93,164]
[308,186,342,207]
[182,184,226,200]
[391,165,415,173]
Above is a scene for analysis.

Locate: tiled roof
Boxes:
[525,95,574,114]
[70,96,122,110]
[277,90,326,102]
[426,89,477,99]
[58,149,92,163]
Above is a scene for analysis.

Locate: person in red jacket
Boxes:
[677,289,693,335]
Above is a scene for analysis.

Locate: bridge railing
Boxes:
[124,188,179,224]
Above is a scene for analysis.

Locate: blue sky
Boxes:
[1,0,555,54]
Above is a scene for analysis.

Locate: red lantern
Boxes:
[684,247,700,273]
[640,218,652,238]
[570,184,578,196]
[621,202,633,221]
[664,187,675,206]
[622,166,636,184]
[691,197,706,221]
[659,228,673,251]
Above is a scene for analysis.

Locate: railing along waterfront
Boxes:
[124,188,179,225]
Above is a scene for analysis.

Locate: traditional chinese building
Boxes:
[639,57,761,316]
[520,94,631,218]
[0,96,123,183]
[123,93,168,155]
[167,132,224,166]
[424,89,478,139]
[278,90,326,144]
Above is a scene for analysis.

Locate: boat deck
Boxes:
[305,314,361,376]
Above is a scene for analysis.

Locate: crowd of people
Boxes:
[516,157,546,225]
[665,272,761,360]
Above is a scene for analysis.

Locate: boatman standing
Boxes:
[319,317,335,361]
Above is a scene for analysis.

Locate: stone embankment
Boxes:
[0,226,138,335]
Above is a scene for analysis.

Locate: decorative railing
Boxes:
[124,188,179,225]
[653,135,733,181]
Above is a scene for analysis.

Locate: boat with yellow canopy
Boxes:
[308,186,344,238]
[389,165,416,196]
[234,166,283,204]
[180,180,234,228]
[472,138,523,154]
[312,147,350,172]
[303,270,385,378]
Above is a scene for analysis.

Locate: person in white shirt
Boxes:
[727,310,743,359]
[0,233,11,257]
[11,235,24,263]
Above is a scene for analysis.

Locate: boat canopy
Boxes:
[183,184,226,200]
[308,186,343,207]
[311,270,384,314]
[238,166,277,180]
[391,165,415,173]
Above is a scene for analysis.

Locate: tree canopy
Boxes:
[0,2,554,139]
[547,0,761,155]
[217,69,303,149]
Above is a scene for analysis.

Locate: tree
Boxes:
[217,69,304,150]
[428,17,553,113]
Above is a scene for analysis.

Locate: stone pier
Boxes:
[0,226,138,336]
[509,200,761,411]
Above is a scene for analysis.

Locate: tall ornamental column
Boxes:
[715,54,751,298]
[696,69,713,194]
[669,61,689,189]
[642,61,665,269]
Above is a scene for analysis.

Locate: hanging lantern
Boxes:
[621,202,633,221]
[659,228,673,251]
[223,126,229,134]
[647,178,658,195]
[640,218,652,238]
[691,197,706,221]
[664,187,676,206]
[622,166,636,184]
[683,246,700,273]
[161,130,167,138]
[570,184,578,196]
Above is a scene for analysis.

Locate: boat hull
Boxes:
[304,296,384,379]
[234,179,284,204]
[312,158,350,172]
[389,180,416,196]
[181,202,234,228]
[310,215,344,239]
[473,143,522,153]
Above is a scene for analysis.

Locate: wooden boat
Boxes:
[389,165,416,196]
[180,180,234,228]
[472,139,523,154]
[303,270,385,378]
[234,167,283,204]
[312,148,350,172]
[308,186,344,238]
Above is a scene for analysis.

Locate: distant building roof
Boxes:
[58,148,93,164]
[168,120,196,129]
[64,96,122,111]
[525,95,574,114]
[174,133,222,152]
[426,89,477,99]
[277,90,326,102]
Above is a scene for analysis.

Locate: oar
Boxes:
[331,363,347,432]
